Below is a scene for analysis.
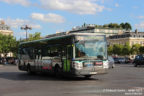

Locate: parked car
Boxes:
[113,57,119,64]
[6,57,15,64]
[0,58,3,64]
[2,57,17,65]
[118,58,126,63]
[113,57,125,64]
[133,54,144,67]
[125,57,133,63]
[108,56,115,68]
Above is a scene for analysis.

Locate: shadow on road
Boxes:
[0,72,99,81]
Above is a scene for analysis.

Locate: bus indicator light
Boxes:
[95,61,103,65]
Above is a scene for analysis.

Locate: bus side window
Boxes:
[27,48,35,59]
[19,48,25,55]
[49,47,60,57]
[37,49,42,59]
[34,49,39,59]
[41,48,48,56]
[61,47,66,59]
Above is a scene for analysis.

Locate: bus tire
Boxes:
[27,64,34,75]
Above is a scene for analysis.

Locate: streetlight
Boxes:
[21,25,32,40]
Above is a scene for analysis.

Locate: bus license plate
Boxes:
[90,72,97,74]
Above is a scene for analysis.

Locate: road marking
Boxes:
[132,87,144,90]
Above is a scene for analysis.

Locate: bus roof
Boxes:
[20,33,105,47]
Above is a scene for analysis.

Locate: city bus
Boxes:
[18,33,108,78]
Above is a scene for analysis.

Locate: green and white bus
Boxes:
[18,33,108,78]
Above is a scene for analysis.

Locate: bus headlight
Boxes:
[103,60,109,69]
[73,61,83,70]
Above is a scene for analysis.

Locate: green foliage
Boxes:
[93,22,132,30]
[120,23,125,29]
[107,23,121,28]
[20,32,42,42]
[108,45,113,55]
[139,46,144,54]
[11,40,19,57]
[113,44,123,55]
[122,42,131,55]
[131,44,141,55]
[108,43,144,56]
[0,33,17,57]
[125,22,132,30]
[28,32,42,41]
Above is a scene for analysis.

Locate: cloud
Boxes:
[115,3,119,7]
[39,0,105,14]
[31,13,65,23]
[0,0,106,15]
[14,31,26,37]
[135,22,144,29]
[137,16,144,19]
[4,18,41,29]
[0,0,31,6]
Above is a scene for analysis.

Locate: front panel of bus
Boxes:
[71,35,108,76]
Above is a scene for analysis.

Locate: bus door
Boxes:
[35,49,42,71]
[63,45,72,72]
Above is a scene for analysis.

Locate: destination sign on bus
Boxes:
[76,36,104,41]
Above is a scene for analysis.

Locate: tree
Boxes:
[107,23,121,28]
[122,42,131,56]
[11,40,19,57]
[28,32,41,41]
[20,32,42,42]
[131,44,141,55]
[103,24,109,28]
[0,33,17,57]
[139,46,144,54]
[124,22,132,30]
[120,23,125,29]
[93,22,132,30]
[113,44,123,55]
[120,22,132,30]
[108,45,113,55]
[0,34,3,54]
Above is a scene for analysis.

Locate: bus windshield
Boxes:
[75,35,107,60]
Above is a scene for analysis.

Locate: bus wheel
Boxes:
[84,75,91,79]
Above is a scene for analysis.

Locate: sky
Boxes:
[0,0,144,39]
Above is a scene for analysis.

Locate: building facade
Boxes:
[47,24,124,38]
[70,25,124,37]
[108,30,144,46]
[108,30,144,59]
[0,21,13,36]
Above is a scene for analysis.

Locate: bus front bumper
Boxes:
[72,67,108,76]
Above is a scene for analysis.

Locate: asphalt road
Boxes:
[0,64,144,96]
